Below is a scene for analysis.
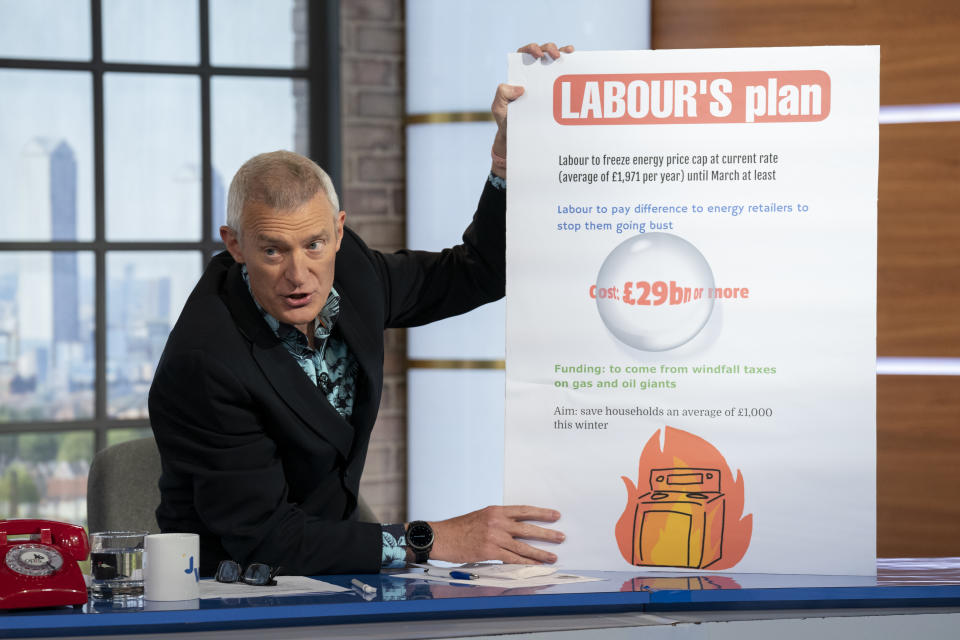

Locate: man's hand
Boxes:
[428,505,565,565]
[490,42,575,178]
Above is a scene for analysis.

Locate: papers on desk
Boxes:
[395,563,602,589]
[457,563,561,580]
[199,576,350,599]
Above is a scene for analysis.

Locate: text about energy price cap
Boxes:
[558,151,779,186]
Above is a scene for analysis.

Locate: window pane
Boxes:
[408,370,504,522]
[105,73,201,241]
[209,0,306,69]
[107,252,200,418]
[0,253,94,423]
[0,0,91,61]
[0,430,94,525]
[406,0,649,113]
[211,76,308,231]
[102,0,199,65]
[0,70,94,241]
[406,123,504,359]
[406,122,495,251]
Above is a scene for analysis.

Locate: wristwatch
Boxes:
[406,520,434,563]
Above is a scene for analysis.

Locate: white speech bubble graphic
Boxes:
[595,233,716,351]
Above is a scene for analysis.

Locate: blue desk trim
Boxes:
[4,560,960,638]
[644,584,960,612]
[1,591,651,638]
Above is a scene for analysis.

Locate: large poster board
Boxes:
[505,47,879,575]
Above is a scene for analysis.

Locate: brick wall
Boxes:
[339,0,407,524]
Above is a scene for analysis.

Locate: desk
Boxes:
[3,559,960,639]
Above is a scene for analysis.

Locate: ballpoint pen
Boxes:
[448,570,479,580]
[412,564,479,580]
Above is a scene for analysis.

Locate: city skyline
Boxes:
[1,137,192,420]
[0,0,307,525]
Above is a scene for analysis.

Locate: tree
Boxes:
[17,433,59,463]
[0,465,40,519]
[106,427,152,447]
[58,432,92,463]
[0,434,17,464]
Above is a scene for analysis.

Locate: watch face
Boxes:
[5,544,64,577]
[407,522,433,549]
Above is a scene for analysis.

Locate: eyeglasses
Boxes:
[215,560,282,586]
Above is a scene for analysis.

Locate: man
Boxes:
[149,43,572,576]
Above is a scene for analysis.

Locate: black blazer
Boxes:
[149,181,505,576]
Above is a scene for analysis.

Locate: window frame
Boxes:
[0,0,339,452]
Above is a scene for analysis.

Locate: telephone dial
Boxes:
[0,519,90,609]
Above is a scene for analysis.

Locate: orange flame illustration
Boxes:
[615,426,752,570]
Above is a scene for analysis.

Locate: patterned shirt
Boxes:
[242,265,358,418]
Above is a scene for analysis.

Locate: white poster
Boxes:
[505,47,878,575]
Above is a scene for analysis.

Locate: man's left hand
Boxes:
[427,505,565,565]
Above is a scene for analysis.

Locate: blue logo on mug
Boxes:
[184,556,199,582]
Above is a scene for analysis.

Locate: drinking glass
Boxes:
[89,531,147,598]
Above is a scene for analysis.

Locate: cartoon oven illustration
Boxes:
[630,467,725,569]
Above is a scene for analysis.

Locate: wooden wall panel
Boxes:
[652,0,960,105]
[653,1,960,558]
[878,375,960,557]
[878,122,960,356]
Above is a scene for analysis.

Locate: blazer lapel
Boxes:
[222,262,355,459]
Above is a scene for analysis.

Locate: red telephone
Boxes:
[0,519,90,609]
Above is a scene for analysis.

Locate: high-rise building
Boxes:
[51,141,79,347]
[292,0,309,156]
[16,138,81,382]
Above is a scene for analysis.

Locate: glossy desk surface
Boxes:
[2,559,960,637]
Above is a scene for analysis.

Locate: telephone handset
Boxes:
[0,519,90,609]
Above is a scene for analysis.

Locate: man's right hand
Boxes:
[426,505,565,565]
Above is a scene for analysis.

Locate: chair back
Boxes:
[87,436,380,532]
[86,437,162,534]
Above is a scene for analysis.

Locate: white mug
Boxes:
[143,533,200,601]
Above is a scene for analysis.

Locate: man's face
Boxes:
[221,192,345,334]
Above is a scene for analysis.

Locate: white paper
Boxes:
[457,563,558,579]
[416,562,559,580]
[198,576,350,599]
[504,47,879,575]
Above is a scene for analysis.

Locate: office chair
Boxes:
[87,436,380,534]
[86,436,163,534]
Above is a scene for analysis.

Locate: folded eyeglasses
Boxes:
[215,560,282,586]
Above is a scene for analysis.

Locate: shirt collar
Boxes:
[241,264,341,345]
